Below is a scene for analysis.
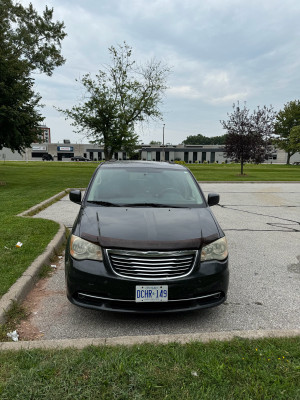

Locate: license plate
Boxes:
[135,285,168,302]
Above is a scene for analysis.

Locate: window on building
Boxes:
[210,152,215,163]
[193,152,197,162]
[202,152,206,162]
[184,152,189,163]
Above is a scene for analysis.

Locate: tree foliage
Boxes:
[220,102,276,174]
[149,140,162,145]
[2,0,66,75]
[289,126,300,154]
[183,133,227,145]
[59,43,170,159]
[0,0,66,152]
[0,44,43,151]
[274,100,300,164]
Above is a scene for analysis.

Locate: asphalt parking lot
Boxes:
[24,183,300,341]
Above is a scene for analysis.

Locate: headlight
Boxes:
[70,235,103,261]
[201,237,228,261]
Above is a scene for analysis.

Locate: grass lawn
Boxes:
[0,161,98,298]
[188,163,300,181]
[0,161,299,299]
[0,337,299,399]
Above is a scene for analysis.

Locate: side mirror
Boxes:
[69,189,82,204]
[207,193,219,207]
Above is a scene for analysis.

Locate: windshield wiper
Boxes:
[87,200,121,207]
[122,203,184,208]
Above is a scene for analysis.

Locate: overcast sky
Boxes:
[21,0,300,144]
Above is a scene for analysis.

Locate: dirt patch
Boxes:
[17,255,64,341]
[16,274,58,340]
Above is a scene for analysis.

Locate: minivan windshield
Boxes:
[87,167,204,207]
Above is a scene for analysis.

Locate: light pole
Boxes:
[162,123,165,161]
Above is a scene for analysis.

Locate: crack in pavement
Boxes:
[218,204,300,233]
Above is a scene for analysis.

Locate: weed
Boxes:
[0,300,29,342]
[38,264,54,279]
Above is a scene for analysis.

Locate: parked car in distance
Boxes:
[65,161,229,313]
[42,153,53,161]
[71,156,91,161]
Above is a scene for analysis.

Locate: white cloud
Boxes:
[208,92,250,105]
[203,71,229,87]
[168,86,203,99]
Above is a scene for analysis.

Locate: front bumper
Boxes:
[65,254,229,314]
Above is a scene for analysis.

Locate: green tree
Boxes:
[0,0,66,153]
[221,102,275,175]
[149,140,162,145]
[183,133,227,145]
[290,126,300,154]
[274,100,300,164]
[59,43,170,160]
[0,44,43,151]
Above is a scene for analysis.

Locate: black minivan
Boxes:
[65,161,229,313]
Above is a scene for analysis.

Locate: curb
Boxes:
[0,225,66,325]
[1,329,299,351]
[0,191,71,324]
[17,189,70,217]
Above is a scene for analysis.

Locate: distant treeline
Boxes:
[183,134,227,145]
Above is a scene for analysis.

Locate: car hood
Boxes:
[76,206,221,250]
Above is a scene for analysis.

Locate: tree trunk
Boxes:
[240,153,244,175]
[104,148,113,160]
[287,152,291,165]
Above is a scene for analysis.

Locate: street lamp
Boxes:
[162,123,165,161]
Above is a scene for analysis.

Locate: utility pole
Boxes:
[162,123,165,161]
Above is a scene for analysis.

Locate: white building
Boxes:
[140,144,227,163]
[139,144,300,164]
[0,142,299,164]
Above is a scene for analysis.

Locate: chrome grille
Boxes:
[106,249,198,280]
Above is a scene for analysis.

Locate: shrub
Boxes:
[174,160,186,165]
